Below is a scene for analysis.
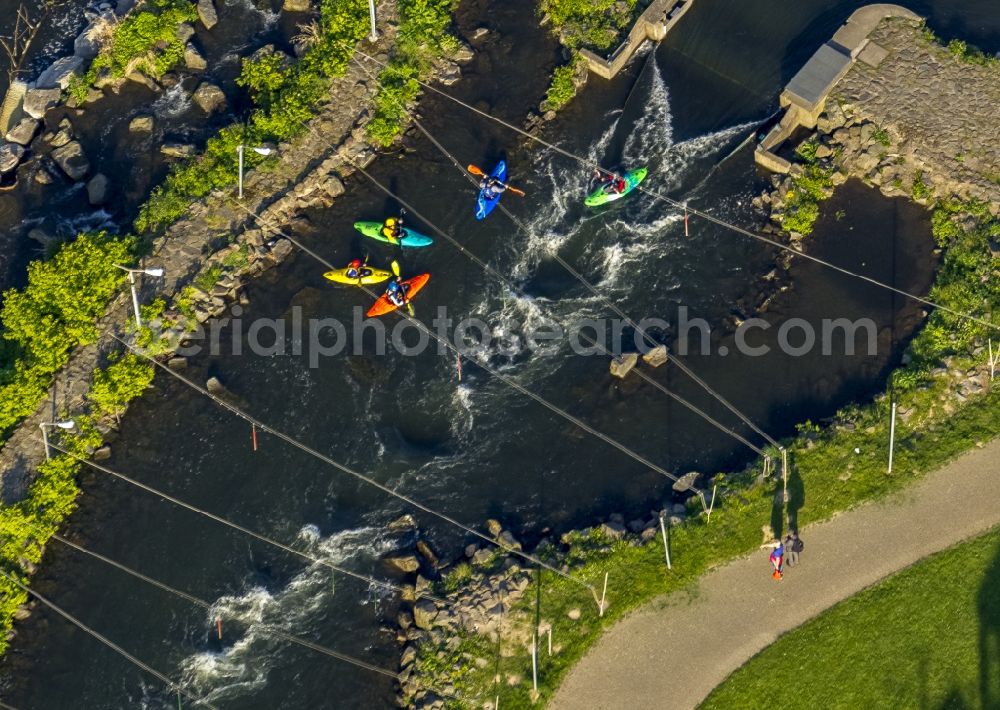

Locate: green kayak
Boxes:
[584,167,648,207]
[353,221,434,248]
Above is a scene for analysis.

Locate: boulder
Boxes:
[196,0,218,29]
[384,555,420,574]
[205,376,227,394]
[93,446,112,461]
[269,238,293,262]
[192,82,226,113]
[86,173,110,205]
[167,357,188,370]
[415,540,439,568]
[47,127,72,148]
[386,513,416,533]
[471,27,489,40]
[412,599,438,630]
[400,645,417,667]
[599,521,626,539]
[161,143,195,158]
[74,14,113,60]
[51,141,89,180]
[0,143,25,174]
[485,519,502,537]
[497,530,521,551]
[22,87,62,119]
[283,0,312,11]
[671,471,700,492]
[129,114,154,133]
[176,23,196,43]
[36,56,84,90]
[126,70,158,91]
[184,44,208,71]
[610,352,639,378]
[642,344,668,368]
[567,608,581,620]
[5,117,39,145]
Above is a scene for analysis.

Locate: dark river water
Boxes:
[2,0,999,708]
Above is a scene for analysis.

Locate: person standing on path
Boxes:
[785,531,803,567]
[762,539,784,580]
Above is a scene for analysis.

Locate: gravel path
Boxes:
[550,439,1000,709]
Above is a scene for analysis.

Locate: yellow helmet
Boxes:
[386,217,397,226]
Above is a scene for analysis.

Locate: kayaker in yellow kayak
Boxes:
[344,258,372,280]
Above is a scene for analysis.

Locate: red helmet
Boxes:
[348,259,362,269]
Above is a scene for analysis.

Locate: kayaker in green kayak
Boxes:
[592,169,627,195]
[381,214,404,244]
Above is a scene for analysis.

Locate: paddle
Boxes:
[390,260,415,316]
[467,164,525,197]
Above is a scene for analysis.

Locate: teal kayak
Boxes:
[584,167,648,207]
[353,221,434,248]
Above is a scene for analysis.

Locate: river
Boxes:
[1,0,998,708]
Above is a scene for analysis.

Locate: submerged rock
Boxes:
[128,114,154,133]
[161,143,195,159]
[86,173,110,205]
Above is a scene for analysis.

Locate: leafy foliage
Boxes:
[541,53,583,112]
[69,0,199,102]
[88,353,155,423]
[540,0,639,50]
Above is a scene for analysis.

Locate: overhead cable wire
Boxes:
[347,55,779,450]
[0,571,217,710]
[49,535,410,682]
[348,47,999,334]
[46,444,447,606]
[103,338,600,600]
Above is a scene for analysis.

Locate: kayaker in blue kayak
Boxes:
[479,174,507,201]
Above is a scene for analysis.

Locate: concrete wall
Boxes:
[580,0,694,80]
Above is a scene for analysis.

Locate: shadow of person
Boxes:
[769,452,807,539]
[979,536,1000,708]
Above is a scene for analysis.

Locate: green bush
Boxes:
[911,170,931,200]
[89,353,155,423]
[69,0,199,103]
[541,53,582,112]
[540,0,639,50]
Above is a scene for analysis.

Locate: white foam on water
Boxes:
[177,524,393,702]
[152,82,193,118]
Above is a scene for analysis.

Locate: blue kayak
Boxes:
[475,161,507,220]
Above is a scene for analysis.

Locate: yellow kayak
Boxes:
[323,266,393,285]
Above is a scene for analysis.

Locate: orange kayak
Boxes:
[366,273,430,317]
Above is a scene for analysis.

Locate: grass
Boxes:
[701,526,1000,709]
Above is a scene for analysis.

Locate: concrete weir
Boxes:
[755,4,921,174]
[579,0,695,80]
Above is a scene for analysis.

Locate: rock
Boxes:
[387,513,417,533]
[205,376,228,395]
[28,228,57,247]
[196,0,217,29]
[269,238,293,262]
[471,27,489,40]
[22,87,62,119]
[415,540,439,568]
[161,143,195,158]
[75,14,113,59]
[599,521,626,539]
[384,555,420,574]
[815,144,833,159]
[12,606,31,621]
[283,0,311,11]
[485,519,503,537]
[86,173,110,205]
[610,352,639,378]
[397,610,413,629]
[642,344,668,367]
[126,70,158,91]
[672,471,700,492]
[5,117,39,145]
[567,608,581,620]
[93,446,112,461]
[0,143,25,174]
[184,43,208,71]
[318,173,344,197]
[51,141,90,180]
[176,22,196,43]
[192,82,227,113]
[438,62,461,86]
[36,56,84,90]
[472,548,493,565]
[167,357,188,370]
[129,115,154,133]
[412,599,438,629]
[400,645,417,667]
[498,530,521,550]
[464,543,477,558]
